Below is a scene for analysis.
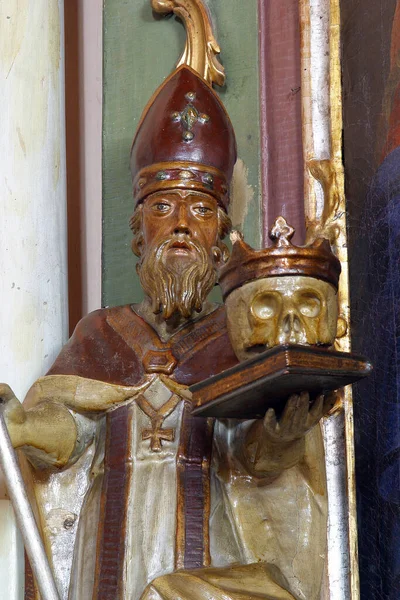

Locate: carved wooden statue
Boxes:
[0,2,365,599]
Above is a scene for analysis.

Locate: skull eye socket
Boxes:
[298,293,321,318]
[251,293,279,320]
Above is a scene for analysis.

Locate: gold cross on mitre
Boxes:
[171,91,210,142]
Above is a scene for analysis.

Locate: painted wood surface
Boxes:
[259,0,305,245]
[65,0,103,332]
[342,1,400,598]
[102,0,261,307]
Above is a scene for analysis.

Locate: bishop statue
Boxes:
[0,2,336,598]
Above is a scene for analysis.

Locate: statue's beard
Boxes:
[137,235,218,319]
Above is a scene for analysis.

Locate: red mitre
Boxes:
[130,65,237,211]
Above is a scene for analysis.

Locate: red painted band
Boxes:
[258,0,306,244]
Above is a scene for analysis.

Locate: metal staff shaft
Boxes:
[0,407,60,600]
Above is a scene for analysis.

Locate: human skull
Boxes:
[225,275,339,361]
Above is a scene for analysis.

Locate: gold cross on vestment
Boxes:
[142,427,175,452]
[136,393,180,453]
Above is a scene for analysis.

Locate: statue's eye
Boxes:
[298,293,321,318]
[153,202,170,212]
[193,205,213,216]
[251,293,279,320]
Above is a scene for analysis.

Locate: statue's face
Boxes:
[137,189,221,318]
[141,190,219,260]
[225,275,339,361]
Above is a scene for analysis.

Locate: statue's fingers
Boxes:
[288,391,309,434]
[308,394,324,427]
[322,391,337,414]
[263,408,278,434]
[0,385,24,425]
[0,384,17,404]
[281,394,300,426]
[2,397,25,425]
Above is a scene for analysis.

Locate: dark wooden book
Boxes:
[190,344,372,419]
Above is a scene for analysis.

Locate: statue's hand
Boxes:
[0,383,77,467]
[244,391,335,479]
[0,384,26,447]
[263,391,335,444]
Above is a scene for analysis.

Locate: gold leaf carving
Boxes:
[151,0,225,86]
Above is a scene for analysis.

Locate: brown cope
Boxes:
[25,304,238,600]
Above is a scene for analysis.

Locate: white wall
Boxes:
[0,0,68,595]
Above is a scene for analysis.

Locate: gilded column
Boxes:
[300,0,358,598]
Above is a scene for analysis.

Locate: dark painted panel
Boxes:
[342,1,400,597]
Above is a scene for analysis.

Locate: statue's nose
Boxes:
[281,312,302,341]
[174,205,191,236]
[174,223,191,236]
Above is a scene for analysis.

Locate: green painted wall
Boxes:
[102,0,261,307]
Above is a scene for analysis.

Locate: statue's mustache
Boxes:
[154,234,204,258]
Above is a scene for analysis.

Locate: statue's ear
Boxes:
[219,241,231,265]
[131,236,143,258]
[212,242,230,269]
